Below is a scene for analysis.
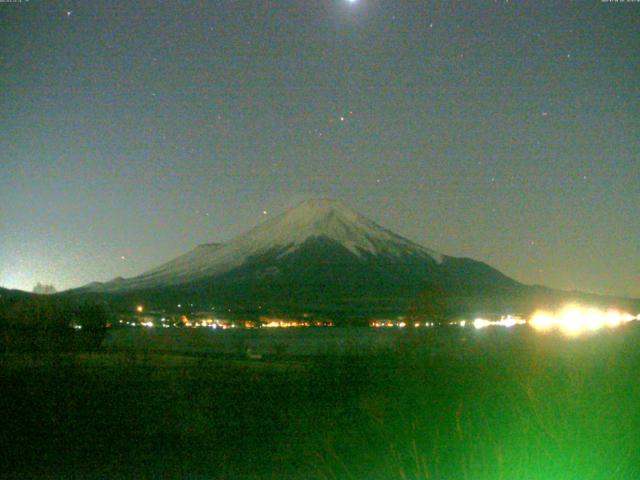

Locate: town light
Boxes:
[473,318,492,329]
[529,305,636,336]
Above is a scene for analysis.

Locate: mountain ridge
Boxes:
[69,199,639,320]
[85,199,448,292]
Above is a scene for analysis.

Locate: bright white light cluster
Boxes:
[529,305,637,336]
[473,315,527,330]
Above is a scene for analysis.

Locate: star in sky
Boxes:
[1,0,637,298]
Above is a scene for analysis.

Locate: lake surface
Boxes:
[103,324,629,357]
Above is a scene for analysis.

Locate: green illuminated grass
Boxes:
[1,326,639,479]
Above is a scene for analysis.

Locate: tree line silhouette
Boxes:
[0,295,110,352]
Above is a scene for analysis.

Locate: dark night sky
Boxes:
[1,0,638,297]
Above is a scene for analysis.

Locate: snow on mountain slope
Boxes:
[228,198,442,260]
[129,242,223,283]
[86,199,444,292]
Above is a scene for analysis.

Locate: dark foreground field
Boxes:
[1,326,639,480]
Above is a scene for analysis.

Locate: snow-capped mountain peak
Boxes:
[86,199,444,291]
[242,198,442,260]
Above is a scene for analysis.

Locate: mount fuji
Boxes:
[78,199,527,318]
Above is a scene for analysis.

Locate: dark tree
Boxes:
[0,297,110,352]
